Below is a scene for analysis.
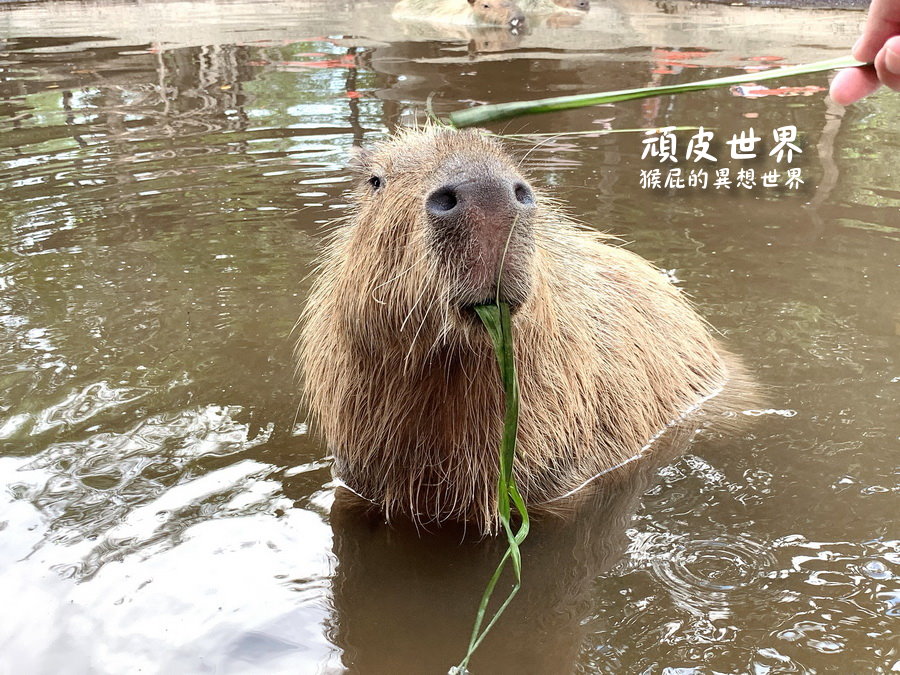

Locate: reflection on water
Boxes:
[0,0,897,672]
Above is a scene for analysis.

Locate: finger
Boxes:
[874,34,900,92]
[829,65,882,105]
[853,0,900,63]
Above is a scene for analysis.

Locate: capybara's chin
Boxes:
[450,259,534,318]
[298,125,738,534]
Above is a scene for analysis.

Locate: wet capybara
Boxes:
[392,0,526,28]
[298,126,734,534]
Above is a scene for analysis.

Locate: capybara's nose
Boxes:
[508,12,525,28]
[425,176,535,228]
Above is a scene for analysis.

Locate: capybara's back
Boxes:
[392,0,526,27]
[519,0,590,13]
[299,126,734,534]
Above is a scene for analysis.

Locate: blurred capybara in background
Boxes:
[392,0,526,28]
[298,126,738,534]
[521,0,590,12]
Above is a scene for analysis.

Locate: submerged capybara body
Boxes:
[392,0,526,28]
[299,126,731,534]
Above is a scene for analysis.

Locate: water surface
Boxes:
[0,0,897,672]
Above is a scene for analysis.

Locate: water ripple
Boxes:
[632,532,776,616]
[14,404,275,565]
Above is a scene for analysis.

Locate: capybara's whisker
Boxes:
[515,132,574,171]
[404,309,430,369]
[371,252,428,305]
[399,282,428,333]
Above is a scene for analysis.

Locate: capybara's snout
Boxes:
[426,170,536,310]
[425,174,535,229]
[496,0,525,28]
[469,0,526,28]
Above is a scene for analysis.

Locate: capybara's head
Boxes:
[552,0,590,10]
[467,0,526,28]
[339,127,539,339]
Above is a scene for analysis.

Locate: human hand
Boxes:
[829,0,900,105]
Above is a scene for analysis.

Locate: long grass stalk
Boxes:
[449,55,865,127]
[499,126,699,139]
[450,301,529,675]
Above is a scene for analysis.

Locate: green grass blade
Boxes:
[449,55,865,127]
[453,302,529,674]
[498,126,701,139]
[459,547,512,659]
[466,578,521,654]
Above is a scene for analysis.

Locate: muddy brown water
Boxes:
[0,0,897,673]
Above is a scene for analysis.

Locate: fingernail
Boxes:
[851,37,863,59]
[886,36,900,74]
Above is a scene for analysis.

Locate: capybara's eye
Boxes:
[368,175,383,191]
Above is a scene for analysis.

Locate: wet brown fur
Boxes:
[298,126,732,534]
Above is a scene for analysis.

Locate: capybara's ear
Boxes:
[467,0,476,5]
[347,145,373,173]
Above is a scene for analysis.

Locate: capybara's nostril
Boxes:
[578,0,589,9]
[514,182,534,206]
[426,186,459,215]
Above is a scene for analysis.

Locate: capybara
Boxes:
[521,0,590,12]
[298,126,733,534]
[392,0,526,28]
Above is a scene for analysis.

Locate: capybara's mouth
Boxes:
[460,299,523,322]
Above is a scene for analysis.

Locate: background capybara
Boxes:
[392,0,526,28]
[298,126,735,534]
[520,0,590,13]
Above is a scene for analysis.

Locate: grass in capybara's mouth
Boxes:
[451,301,529,675]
